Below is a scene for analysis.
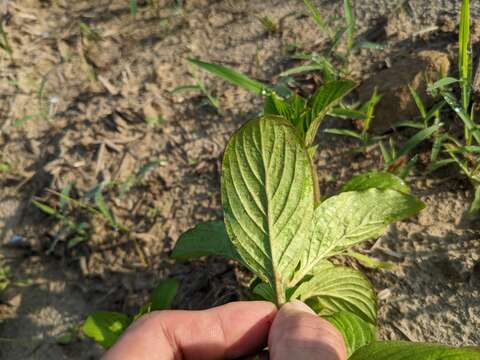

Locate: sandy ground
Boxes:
[0,0,479,359]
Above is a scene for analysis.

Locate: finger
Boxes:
[238,350,269,360]
[268,300,347,360]
[102,301,277,360]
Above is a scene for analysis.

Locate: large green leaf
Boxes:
[82,311,131,349]
[340,172,410,193]
[171,221,240,261]
[296,189,424,281]
[188,58,272,95]
[293,266,377,324]
[326,311,376,357]
[350,341,480,360]
[221,116,315,304]
[304,80,357,146]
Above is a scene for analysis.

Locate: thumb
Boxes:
[268,300,347,360]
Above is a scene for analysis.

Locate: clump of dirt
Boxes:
[1,0,479,359]
[358,50,450,133]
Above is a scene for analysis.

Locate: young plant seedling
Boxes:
[82,279,179,349]
[0,20,12,57]
[187,57,357,187]
[284,0,384,79]
[324,87,383,146]
[173,115,478,358]
[171,64,222,112]
[422,0,480,213]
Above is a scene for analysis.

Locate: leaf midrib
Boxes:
[260,121,284,305]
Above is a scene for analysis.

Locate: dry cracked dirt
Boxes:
[0,0,479,359]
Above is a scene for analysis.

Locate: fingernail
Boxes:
[285,300,316,314]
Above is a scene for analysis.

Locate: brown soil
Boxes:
[0,0,479,359]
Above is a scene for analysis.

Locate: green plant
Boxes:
[284,0,383,79]
[186,57,357,175]
[171,115,477,358]
[32,182,124,251]
[32,184,91,251]
[0,265,31,292]
[423,0,480,213]
[255,15,278,34]
[129,0,138,16]
[171,63,222,112]
[82,279,179,349]
[0,20,12,56]
[324,87,383,145]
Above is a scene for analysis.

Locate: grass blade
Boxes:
[188,58,271,95]
[94,189,116,227]
[428,77,459,91]
[362,87,382,134]
[279,63,325,77]
[303,0,332,36]
[408,86,426,119]
[169,85,202,95]
[459,0,472,111]
[354,41,384,50]
[379,141,392,164]
[129,0,137,16]
[330,107,366,119]
[393,121,425,129]
[32,200,58,217]
[343,0,355,51]
[441,90,480,143]
[423,101,445,123]
[324,128,363,140]
[398,124,441,158]
[59,183,73,212]
[329,27,347,54]
[427,158,456,174]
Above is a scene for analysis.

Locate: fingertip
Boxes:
[280,299,316,314]
[269,301,347,360]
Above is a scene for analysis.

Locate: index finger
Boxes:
[102,301,277,360]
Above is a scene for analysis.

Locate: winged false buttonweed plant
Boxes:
[172,115,480,358]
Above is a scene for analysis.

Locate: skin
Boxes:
[103,300,347,360]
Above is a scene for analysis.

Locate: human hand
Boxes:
[102,300,347,360]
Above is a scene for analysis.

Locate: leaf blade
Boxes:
[188,58,272,95]
[221,116,315,304]
[172,221,240,261]
[299,189,424,277]
[326,311,376,357]
[294,266,377,324]
[150,279,179,311]
[82,312,130,349]
[340,172,410,193]
[305,80,357,145]
[350,341,480,360]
